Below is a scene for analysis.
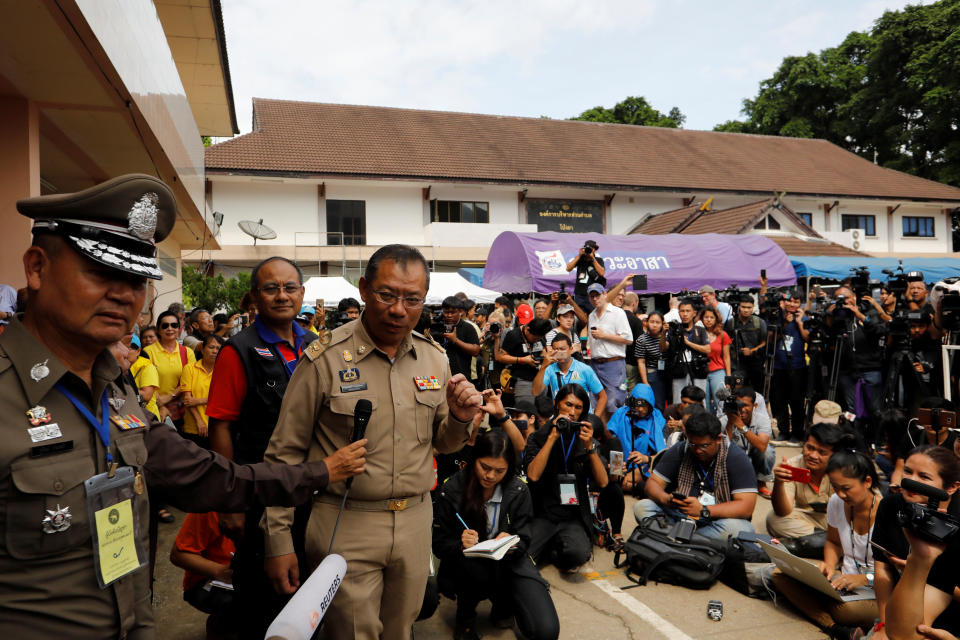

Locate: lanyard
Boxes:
[848,493,876,574]
[559,434,577,474]
[696,462,715,492]
[55,383,113,465]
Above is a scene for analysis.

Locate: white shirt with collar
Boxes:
[587,303,631,359]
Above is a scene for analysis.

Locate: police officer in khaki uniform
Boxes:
[0,174,366,638]
[262,245,483,640]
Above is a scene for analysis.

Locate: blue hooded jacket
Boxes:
[606,384,666,474]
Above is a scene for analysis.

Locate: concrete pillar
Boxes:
[0,97,40,288]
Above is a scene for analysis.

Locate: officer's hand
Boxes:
[265,553,300,595]
[447,373,482,422]
[219,512,245,541]
[324,439,367,484]
[462,528,479,549]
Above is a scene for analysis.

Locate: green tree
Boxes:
[181,265,251,313]
[572,96,686,128]
[715,0,960,189]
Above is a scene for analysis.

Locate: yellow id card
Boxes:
[94,499,140,584]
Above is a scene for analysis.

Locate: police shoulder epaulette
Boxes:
[304,339,328,362]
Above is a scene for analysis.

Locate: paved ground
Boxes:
[153,445,828,639]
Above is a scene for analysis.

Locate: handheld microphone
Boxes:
[351,398,372,443]
[329,399,372,555]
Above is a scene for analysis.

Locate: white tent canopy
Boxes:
[426,272,500,306]
[302,277,361,308]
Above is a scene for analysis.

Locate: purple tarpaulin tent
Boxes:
[482,231,797,294]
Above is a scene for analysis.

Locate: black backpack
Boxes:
[614,515,726,589]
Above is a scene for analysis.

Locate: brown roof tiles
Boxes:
[206,99,960,202]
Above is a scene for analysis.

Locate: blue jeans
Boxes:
[633,499,755,540]
[671,374,707,407]
[705,369,726,413]
[838,370,882,418]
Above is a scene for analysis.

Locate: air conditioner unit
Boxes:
[852,240,861,250]
[851,229,862,241]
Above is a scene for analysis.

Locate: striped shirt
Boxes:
[634,332,663,370]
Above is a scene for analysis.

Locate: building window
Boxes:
[326,200,366,245]
[798,212,813,227]
[432,200,489,223]
[902,216,935,237]
[753,215,781,231]
[841,214,876,237]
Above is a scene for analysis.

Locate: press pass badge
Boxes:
[700,492,717,507]
[558,473,579,505]
[84,466,147,588]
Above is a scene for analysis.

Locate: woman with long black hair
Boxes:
[433,430,559,640]
[524,383,608,572]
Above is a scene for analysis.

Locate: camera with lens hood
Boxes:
[896,478,960,543]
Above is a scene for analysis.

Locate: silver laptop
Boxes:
[759,540,875,602]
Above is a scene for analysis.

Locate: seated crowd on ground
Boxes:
[55,257,960,640]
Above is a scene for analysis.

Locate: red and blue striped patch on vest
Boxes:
[254,347,274,358]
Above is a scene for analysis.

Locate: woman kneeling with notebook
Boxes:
[772,446,881,640]
[433,429,559,640]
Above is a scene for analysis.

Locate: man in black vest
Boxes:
[208,256,318,638]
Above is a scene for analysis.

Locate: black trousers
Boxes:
[597,483,626,536]
[444,555,559,640]
[772,367,807,440]
[232,502,311,639]
[528,517,592,571]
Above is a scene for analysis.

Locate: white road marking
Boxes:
[589,578,695,640]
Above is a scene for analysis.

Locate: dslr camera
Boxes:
[714,386,745,415]
[626,396,648,419]
[896,478,960,543]
[554,416,578,437]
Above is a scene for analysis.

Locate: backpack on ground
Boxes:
[613,515,726,589]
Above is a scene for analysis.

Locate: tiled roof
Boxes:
[631,203,702,234]
[206,99,960,202]
[768,236,869,257]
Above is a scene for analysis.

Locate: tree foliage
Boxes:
[572,96,686,128]
[181,265,251,314]
[715,0,960,189]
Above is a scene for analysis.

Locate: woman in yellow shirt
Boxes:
[180,334,223,448]
[144,310,195,424]
[128,335,160,420]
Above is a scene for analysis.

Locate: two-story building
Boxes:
[203,98,960,280]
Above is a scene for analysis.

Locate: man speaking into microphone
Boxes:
[262,245,482,639]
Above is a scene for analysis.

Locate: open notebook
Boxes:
[463,535,520,561]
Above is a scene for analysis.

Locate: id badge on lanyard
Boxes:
[559,473,579,505]
[84,466,147,589]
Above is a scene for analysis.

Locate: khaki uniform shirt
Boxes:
[0,321,329,639]
[263,317,473,557]
[782,453,834,526]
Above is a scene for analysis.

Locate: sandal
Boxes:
[157,508,175,524]
[609,535,625,553]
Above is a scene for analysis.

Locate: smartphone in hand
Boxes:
[783,464,811,484]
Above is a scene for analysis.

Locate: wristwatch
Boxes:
[866,572,875,587]
[738,425,748,433]
[700,506,711,520]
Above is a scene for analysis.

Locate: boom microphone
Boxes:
[901,478,950,504]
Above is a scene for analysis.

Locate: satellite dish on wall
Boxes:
[238,219,277,245]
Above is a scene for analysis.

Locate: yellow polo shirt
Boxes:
[180,360,214,435]
[144,341,196,395]
[129,356,160,420]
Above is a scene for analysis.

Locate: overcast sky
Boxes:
[221,0,928,135]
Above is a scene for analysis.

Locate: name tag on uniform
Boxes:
[340,383,368,393]
[28,423,62,443]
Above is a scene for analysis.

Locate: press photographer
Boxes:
[725,294,768,391]
[497,317,552,405]
[439,296,481,379]
[826,285,888,418]
[768,290,809,444]
[662,298,710,404]
[885,462,960,640]
[566,239,606,312]
[718,386,775,487]
[884,311,943,413]
[606,384,667,496]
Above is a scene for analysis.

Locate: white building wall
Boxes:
[213,179,319,246]
[324,182,424,246]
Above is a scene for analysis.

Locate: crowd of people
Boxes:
[5,174,960,640]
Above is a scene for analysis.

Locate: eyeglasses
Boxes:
[258,282,301,296]
[689,440,719,452]
[371,289,425,309]
[160,322,180,329]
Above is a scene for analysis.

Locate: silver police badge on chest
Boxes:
[108,387,125,412]
[42,504,72,533]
